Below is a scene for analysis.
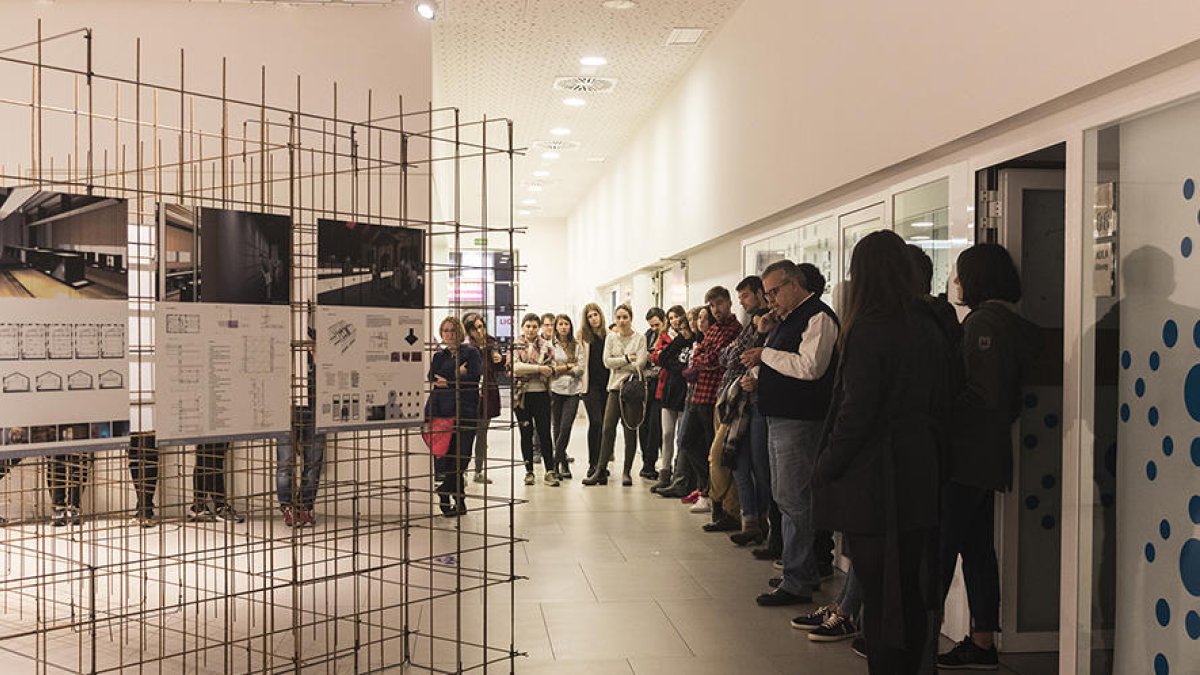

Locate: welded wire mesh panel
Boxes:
[0,22,522,674]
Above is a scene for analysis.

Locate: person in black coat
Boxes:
[428,316,482,517]
[936,244,1041,670]
[813,230,953,675]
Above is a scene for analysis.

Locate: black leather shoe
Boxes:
[752,546,782,560]
[581,471,609,486]
[768,576,782,588]
[755,589,812,607]
[702,516,740,532]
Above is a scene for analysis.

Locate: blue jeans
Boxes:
[765,416,821,596]
[276,427,326,509]
[731,405,771,520]
[837,564,863,620]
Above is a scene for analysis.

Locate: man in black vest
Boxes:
[741,259,839,609]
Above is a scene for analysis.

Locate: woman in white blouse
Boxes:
[582,304,648,486]
[548,314,585,479]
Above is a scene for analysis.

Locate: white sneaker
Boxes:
[689,497,712,513]
[523,472,536,486]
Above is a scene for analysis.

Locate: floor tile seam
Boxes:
[576,560,602,602]
[653,598,697,658]
[537,602,557,661]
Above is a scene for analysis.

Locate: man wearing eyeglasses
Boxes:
[740,259,839,610]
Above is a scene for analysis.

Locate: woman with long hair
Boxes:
[812,230,953,674]
[650,305,693,492]
[549,313,585,479]
[659,306,713,500]
[935,243,1039,669]
[427,315,482,516]
[578,303,609,478]
[463,312,506,485]
[582,303,647,486]
[512,312,558,486]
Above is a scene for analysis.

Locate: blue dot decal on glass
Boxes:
[1150,406,1160,426]
[1185,237,1194,259]
[1122,351,1132,370]
[1121,404,1131,423]
[1187,610,1200,640]
[1155,653,1169,675]
[1024,393,1039,409]
[1165,320,1180,347]
[1164,436,1175,456]
[1025,495,1040,510]
[1148,461,1159,481]
[1192,438,1200,467]
[1190,495,1200,525]
[1185,178,1195,199]
[1157,598,1171,626]
[1041,515,1055,530]
[1042,474,1056,490]
[1194,321,1200,349]
[1161,519,1172,540]
[1185,365,1200,422]
[1137,378,1147,397]
[1044,414,1059,428]
[1150,351,1161,371]
[1023,434,1038,449]
[1147,542,1157,562]
[1182,539,1200,596]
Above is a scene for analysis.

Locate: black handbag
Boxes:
[618,368,648,430]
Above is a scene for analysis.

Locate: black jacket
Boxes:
[949,301,1041,491]
[813,300,953,536]
[657,334,695,412]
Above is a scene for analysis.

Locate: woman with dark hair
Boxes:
[513,312,558,486]
[935,243,1040,670]
[549,313,584,479]
[463,312,506,485]
[578,303,609,478]
[650,305,694,492]
[812,229,953,674]
[428,316,482,516]
[583,303,647,486]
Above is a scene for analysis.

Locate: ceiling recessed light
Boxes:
[562,97,587,107]
[550,127,572,137]
[910,221,934,229]
[586,156,607,163]
[666,28,707,46]
[602,0,638,8]
[909,235,931,241]
[533,170,550,178]
[415,1,437,20]
[580,56,608,67]
[521,198,538,206]
[541,151,561,160]
[518,209,532,216]
[527,185,544,193]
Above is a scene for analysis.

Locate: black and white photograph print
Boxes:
[159,204,292,304]
[0,188,129,300]
[317,219,424,309]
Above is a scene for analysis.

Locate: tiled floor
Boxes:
[478,420,1054,675]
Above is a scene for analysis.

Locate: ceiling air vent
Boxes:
[531,140,581,152]
[666,28,707,46]
[552,76,617,94]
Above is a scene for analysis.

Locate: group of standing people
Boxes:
[428,233,1038,675]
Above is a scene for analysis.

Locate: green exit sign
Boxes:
[473,238,488,246]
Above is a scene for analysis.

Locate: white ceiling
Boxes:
[432,0,744,223]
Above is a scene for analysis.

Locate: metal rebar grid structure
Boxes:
[0,22,524,674]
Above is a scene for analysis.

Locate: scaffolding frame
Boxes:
[0,21,524,675]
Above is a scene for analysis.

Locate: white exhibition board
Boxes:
[155,302,291,442]
[0,298,130,452]
[315,306,425,430]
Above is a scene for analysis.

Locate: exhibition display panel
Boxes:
[0,22,522,675]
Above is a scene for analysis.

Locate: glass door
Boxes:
[833,203,886,310]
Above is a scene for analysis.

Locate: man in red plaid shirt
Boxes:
[660,286,741,503]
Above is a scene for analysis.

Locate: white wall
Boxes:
[517,218,568,319]
[566,0,1200,304]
